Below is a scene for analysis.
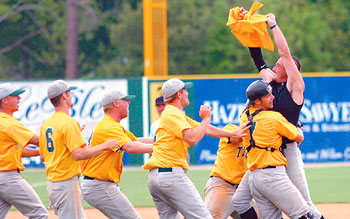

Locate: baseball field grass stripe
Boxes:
[17,165,350,209]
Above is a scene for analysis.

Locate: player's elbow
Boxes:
[185,138,198,146]
[71,148,85,161]
[294,133,304,143]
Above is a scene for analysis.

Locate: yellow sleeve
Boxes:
[164,113,193,139]
[274,114,298,140]
[103,125,135,152]
[63,119,86,152]
[6,121,36,148]
[186,116,201,129]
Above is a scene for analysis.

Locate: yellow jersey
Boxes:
[0,113,36,171]
[143,104,200,170]
[39,112,86,182]
[240,107,298,170]
[210,124,247,184]
[82,115,137,183]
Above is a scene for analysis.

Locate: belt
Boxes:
[210,176,237,187]
[158,168,173,172]
[83,176,95,180]
[262,166,276,169]
[150,167,186,174]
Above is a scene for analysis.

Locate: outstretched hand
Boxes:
[230,121,251,139]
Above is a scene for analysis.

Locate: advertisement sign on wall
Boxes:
[9,79,130,167]
[194,77,350,164]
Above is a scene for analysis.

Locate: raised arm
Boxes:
[248,47,275,83]
[266,13,305,105]
[182,105,211,146]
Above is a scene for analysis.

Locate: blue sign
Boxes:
[193,77,350,163]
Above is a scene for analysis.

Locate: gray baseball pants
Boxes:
[81,178,141,219]
[47,176,85,219]
[0,170,47,219]
[284,142,322,218]
[148,167,213,219]
[204,176,241,219]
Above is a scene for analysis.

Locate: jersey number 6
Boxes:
[45,127,55,152]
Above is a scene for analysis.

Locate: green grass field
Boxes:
[20,166,350,208]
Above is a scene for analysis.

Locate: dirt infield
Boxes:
[6,203,350,218]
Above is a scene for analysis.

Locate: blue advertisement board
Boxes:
[193,76,350,164]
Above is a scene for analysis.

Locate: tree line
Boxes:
[0,0,349,80]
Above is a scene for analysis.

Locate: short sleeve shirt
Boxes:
[143,105,200,170]
[0,113,36,171]
[82,115,137,183]
[39,112,86,182]
[240,107,298,170]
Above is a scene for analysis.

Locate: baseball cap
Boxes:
[47,80,78,99]
[155,96,165,105]
[101,89,136,107]
[245,80,272,108]
[0,83,25,99]
[162,78,192,99]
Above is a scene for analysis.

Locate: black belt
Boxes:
[210,176,237,187]
[83,176,95,180]
[262,166,276,169]
[158,168,172,172]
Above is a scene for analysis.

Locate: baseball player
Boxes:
[246,13,323,219]
[39,80,119,219]
[204,123,255,219]
[149,96,166,138]
[81,89,153,219]
[142,78,250,219]
[236,80,313,219]
[0,83,48,219]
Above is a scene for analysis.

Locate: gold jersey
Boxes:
[0,113,36,171]
[210,124,247,185]
[143,105,200,170]
[82,115,137,183]
[39,112,86,182]
[240,107,298,170]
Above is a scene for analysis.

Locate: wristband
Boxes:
[270,24,278,29]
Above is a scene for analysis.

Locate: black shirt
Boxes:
[269,81,303,144]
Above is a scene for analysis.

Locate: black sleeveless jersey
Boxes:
[269,81,303,144]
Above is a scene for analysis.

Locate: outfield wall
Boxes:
[6,73,350,167]
[148,73,350,164]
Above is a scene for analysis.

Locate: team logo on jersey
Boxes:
[250,121,257,134]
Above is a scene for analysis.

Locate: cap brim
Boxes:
[245,99,254,108]
[183,82,193,89]
[68,86,78,91]
[9,89,25,96]
[122,95,136,100]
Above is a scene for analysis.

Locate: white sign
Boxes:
[12,79,130,139]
